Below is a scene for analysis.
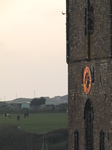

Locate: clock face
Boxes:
[83,66,92,95]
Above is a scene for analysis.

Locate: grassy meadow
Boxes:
[0,113,68,133]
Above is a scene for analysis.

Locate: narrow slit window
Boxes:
[85,8,87,36]
[74,130,79,150]
[85,0,94,60]
[81,68,84,84]
[87,0,91,59]
[66,0,69,63]
[92,67,94,83]
[100,130,105,150]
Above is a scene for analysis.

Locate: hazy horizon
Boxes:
[0,0,67,101]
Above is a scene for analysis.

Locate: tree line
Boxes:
[30,97,46,107]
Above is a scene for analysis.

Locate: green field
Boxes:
[0,113,68,133]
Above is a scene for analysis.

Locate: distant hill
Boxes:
[46,95,68,105]
[7,98,32,104]
[7,95,68,105]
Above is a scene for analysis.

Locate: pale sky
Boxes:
[0,0,67,101]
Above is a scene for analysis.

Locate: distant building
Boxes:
[21,102,30,109]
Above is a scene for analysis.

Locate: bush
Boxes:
[0,125,68,150]
[0,125,43,150]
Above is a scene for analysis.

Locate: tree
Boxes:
[30,97,46,107]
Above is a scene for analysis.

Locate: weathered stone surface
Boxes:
[67,0,112,149]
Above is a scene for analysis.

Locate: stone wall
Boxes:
[67,0,112,149]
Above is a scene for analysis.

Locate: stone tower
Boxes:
[66,0,112,150]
